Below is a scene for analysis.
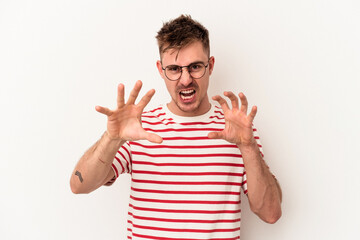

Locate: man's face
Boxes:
[157,41,215,117]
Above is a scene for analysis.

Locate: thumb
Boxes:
[95,105,112,116]
[145,132,163,144]
[208,131,224,139]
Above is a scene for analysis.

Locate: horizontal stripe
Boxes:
[142,120,176,126]
[144,107,163,113]
[131,187,239,195]
[214,110,224,116]
[129,204,241,214]
[132,152,242,158]
[179,121,225,126]
[161,136,211,141]
[132,223,240,233]
[144,127,223,132]
[132,179,243,186]
[132,232,240,240]
[132,170,244,176]
[129,212,241,224]
[156,136,261,142]
[130,142,238,149]
[131,135,258,141]
[131,142,238,149]
[132,161,244,167]
[130,195,241,204]
[209,115,225,120]
[142,113,167,118]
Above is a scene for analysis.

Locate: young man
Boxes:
[70,15,282,239]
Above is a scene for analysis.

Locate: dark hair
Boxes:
[156,15,210,57]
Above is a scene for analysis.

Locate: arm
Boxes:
[70,80,162,194]
[70,132,124,194]
[209,91,282,224]
[238,142,282,223]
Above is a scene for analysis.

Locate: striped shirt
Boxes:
[111,104,263,240]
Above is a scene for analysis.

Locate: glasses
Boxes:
[161,60,210,81]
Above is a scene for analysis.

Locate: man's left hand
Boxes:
[208,91,257,147]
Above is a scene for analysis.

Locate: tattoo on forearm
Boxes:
[75,171,83,183]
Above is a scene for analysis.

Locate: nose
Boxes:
[178,67,193,86]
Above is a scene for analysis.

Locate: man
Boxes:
[70,15,282,239]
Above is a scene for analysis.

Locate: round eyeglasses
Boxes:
[161,61,210,81]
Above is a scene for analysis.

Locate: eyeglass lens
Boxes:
[165,63,207,81]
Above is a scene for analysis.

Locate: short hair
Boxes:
[156,15,210,58]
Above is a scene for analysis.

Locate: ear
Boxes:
[208,56,215,75]
[156,60,164,76]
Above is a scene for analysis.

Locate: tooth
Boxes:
[181,90,194,94]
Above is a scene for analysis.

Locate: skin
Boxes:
[156,41,214,117]
[70,41,282,224]
[210,91,282,223]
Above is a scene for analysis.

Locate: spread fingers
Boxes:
[137,89,156,111]
[127,80,142,105]
[224,91,239,109]
[117,83,125,108]
[239,92,248,114]
[212,95,230,112]
[95,106,112,116]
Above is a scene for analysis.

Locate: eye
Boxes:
[189,63,203,71]
[166,65,180,72]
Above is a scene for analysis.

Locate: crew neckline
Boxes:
[163,104,216,123]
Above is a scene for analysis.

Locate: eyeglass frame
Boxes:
[161,59,211,81]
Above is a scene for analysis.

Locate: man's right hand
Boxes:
[95,80,163,144]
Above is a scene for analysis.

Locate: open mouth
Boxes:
[179,89,196,100]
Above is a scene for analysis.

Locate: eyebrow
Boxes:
[164,61,206,68]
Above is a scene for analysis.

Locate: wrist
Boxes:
[236,140,262,160]
[237,141,263,166]
[104,131,126,145]
[236,139,258,151]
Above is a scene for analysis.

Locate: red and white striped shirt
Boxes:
[111,105,263,240]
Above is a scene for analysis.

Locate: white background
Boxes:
[1,0,359,239]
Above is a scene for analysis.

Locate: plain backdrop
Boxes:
[1,0,359,239]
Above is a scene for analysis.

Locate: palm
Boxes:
[107,105,143,140]
[96,80,162,143]
[209,92,257,146]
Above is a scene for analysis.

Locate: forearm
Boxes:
[70,132,125,194]
[239,142,282,223]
